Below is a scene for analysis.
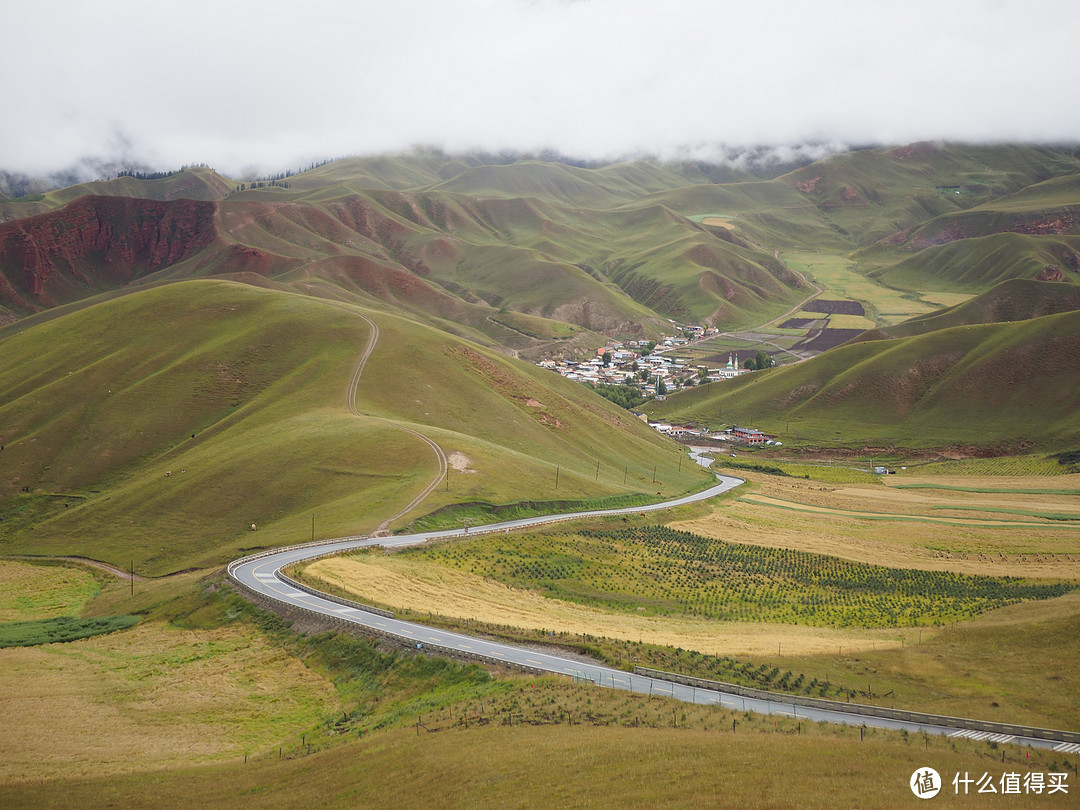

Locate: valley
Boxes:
[2,143,1079,807]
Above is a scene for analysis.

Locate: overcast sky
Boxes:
[6,0,1080,177]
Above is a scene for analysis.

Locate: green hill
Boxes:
[850,279,1080,342]
[0,280,710,574]
[779,142,1080,247]
[649,308,1080,450]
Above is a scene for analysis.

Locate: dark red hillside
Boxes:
[0,195,216,312]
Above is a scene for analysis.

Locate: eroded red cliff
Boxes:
[0,196,217,311]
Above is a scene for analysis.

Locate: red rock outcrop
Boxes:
[0,196,216,310]
[1037,264,1066,282]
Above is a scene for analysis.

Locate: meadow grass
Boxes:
[0,618,338,783]
[905,455,1072,477]
[816,313,878,330]
[0,615,139,647]
[897,484,1080,495]
[0,560,101,621]
[719,458,882,485]
[7,701,1072,810]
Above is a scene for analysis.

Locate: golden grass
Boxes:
[671,473,1080,578]
[3,720,1068,810]
[305,554,908,657]
[774,591,1080,728]
[0,561,100,621]
[0,621,337,785]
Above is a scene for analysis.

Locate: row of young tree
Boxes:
[116,164,209,181]
[229,179,290,194]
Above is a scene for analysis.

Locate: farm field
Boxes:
[676,471,1080,577]
[302,552,909,656]
[296,467,1080,729]
[780,250,941,324]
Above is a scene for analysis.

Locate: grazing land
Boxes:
[0,560,101,621]
[0,619,337,784]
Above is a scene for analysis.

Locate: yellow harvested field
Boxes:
[306,555,908,658]
[0,622,336,784]
[701,216,736,229]
[671,473,1080,577]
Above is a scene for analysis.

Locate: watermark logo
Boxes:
[911,767,942,799]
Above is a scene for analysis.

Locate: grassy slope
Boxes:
[867,232,1080,292]
[779,142,1080,246]
[648,309,1080,449]
[0,280,709,574]
[849,279,1080,342]
[851,161,1080,293]
[2,154,825,338]
[6,722,1063,810]
[0,169,236,222]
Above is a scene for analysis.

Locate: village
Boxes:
[535,323,781,447]
[535,325,751,397]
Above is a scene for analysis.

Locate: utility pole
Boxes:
[555,465,560,490]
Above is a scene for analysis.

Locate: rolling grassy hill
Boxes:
[649,307,1080,450]
[848,278,1080,342]
[5,144,1080,349]
[0,167,237,224]
[779,142,1080,246]
[0,280,710,575]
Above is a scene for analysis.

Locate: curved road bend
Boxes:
[228,474,1073,752]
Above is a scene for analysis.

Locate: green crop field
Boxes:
[397,526,1072,628]
[0,614,139,647]
[781,250,939,324]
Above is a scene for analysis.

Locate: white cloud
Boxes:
[6,0,1080,177]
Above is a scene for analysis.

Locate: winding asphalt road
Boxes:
[227,479,1077,753]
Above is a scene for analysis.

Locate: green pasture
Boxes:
[0,560,101,621]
